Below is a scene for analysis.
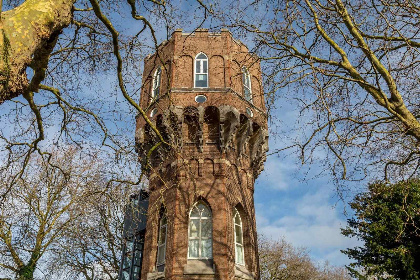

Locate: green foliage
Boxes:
[342,180,420,279]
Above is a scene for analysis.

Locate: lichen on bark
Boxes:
[0,0,76,104]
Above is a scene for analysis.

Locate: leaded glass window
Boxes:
[242,67,252,103]
[234,208,245,265]
[194,53,208,88]
[188,201,212,259]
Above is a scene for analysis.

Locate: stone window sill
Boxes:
[184,259,215,275]
[234,264,255,280]
[147,271,165,280]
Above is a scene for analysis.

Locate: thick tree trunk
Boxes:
[16,265,35,280]
[0,0,75,104]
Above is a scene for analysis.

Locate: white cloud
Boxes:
[259,157,298,190]
[256,185,361,267]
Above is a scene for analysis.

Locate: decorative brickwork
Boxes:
[135,29,268,280]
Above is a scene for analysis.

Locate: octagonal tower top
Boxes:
[138,28,266,125]
[136,29,268,179]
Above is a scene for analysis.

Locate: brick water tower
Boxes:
[135,29,268,280]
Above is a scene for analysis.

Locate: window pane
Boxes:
[127,240,134,252]
[157,244,165,264]
[189,240,199,258]
[123,255,131,270]
[203,61,207,73]
[201,239,212,258]
[159,226,166,245]
[195,75,207,87]
[197,53,207,59]
[161,215,167,225]
[196,61,201,73]
[190,206,200,217]
[152,68,161,100]
[201,219,212,238]
[244,88,251,101]
[201,205,211,217]
[197,203,206,212]
[245,73,250,86]
[156,72,161,86]
[236,244,244,264]
[235,225,243,244]
[125,241,134,265]
[132,266,140,279]
[234,213,241,225]
[153,88,160,99]
[133,249,142,266]
[189,219,199,237]
[122,271,130,280]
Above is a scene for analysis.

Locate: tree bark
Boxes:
[0,0,75,104]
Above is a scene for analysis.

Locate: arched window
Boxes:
[156,209,167,266]
[242,67,252,103]
[188,201,212,259]
[233,208,245,265]
[152,67,161,100]
[194,53,208,88]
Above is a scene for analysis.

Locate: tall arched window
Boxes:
[152,67,161,100]
[194,53,208,88]
[242,67,252,103]
[233,208,245,265]
[156,209,167,267]
[188,201,212,259]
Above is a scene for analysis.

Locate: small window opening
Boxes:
[152,67,162,100]
[195,53,208,88]
[234,208,245,265]
[242,67,252,103]
[157,209,167,268]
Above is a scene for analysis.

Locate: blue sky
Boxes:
[254,120,361,267]
[250,87,362,267]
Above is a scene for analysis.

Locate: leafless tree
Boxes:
[45,180,140,280]
[227,0,420,183]
[0,148,105,279]
[259,236,351,280]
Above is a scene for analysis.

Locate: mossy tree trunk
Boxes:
[0,0,75,104]
[16,265,36,280]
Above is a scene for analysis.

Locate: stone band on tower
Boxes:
[135,29,268,280]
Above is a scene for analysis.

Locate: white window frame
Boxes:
[188,201,212,259]
[234,208,245,265]
[156,211,167,266]
[151,67,162,101]
[242,67,252,103]
[194,53,208,88]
